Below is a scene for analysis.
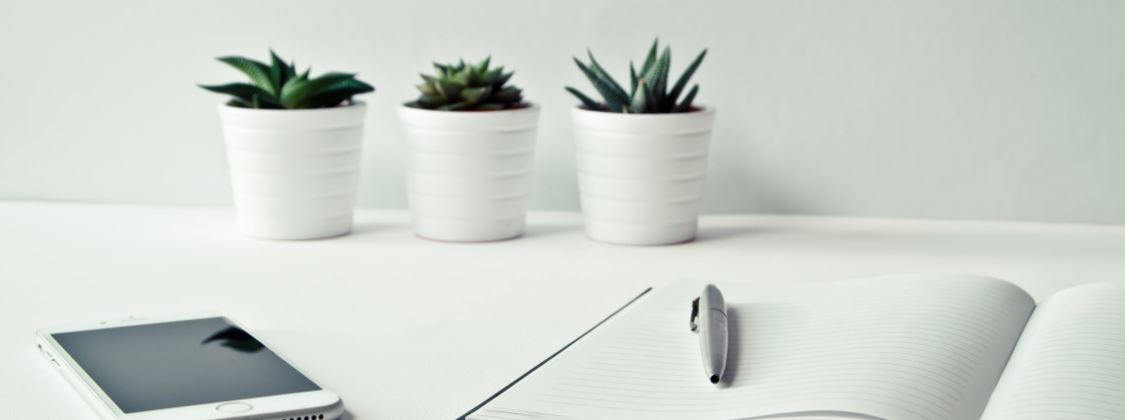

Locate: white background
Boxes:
[1,0,1123,223]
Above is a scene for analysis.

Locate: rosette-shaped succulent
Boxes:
[409,57,526,111]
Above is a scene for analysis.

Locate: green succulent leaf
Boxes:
[433,63,450,76]
[227,97,252,108]
[668,48,707,106]
[565,86,605,111]
[302,78,375,108]
[199,83,277,106]
[495,71,514,88]
[645,78,659,111]
[460,86,492,103]
[434,79,464,100]
[280,72,355,108]
[573,57,628,111]
[492,86,521,103]
[587,50,630,102]
[675,84,699,112]
[438,101,474,111]
[267,49,292,93]
[217,57,274,94]
[416,83,437,96]
[629,81,649,113]
[640,38,659,76]
[629,61,638,97]
[417,94,445,107]
[651,47,672,111]
[452,65,475,85]
[480,67,503,85]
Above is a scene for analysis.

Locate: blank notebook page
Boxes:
[980,282,1125,420]
[471,275,1035,420]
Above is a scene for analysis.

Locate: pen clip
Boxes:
[690,297,700,332]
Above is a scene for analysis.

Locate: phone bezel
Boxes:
[36,314,343,420]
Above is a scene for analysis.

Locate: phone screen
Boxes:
[51,317,320,413]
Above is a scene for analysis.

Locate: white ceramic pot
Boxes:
[572,106,716,245]
[218,103,367,240]
[399,104,539,242]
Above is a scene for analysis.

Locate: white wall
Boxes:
[1,0,1123,223]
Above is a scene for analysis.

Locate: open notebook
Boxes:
[462,274,1125,420]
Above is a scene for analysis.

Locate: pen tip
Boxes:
[710,375,720,384]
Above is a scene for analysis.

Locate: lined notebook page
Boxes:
[473,275,1035,420]
[980,282,1125,419]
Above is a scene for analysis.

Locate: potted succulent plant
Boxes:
[399,57,539,242]
[566,39,713,246]
[201,50,374,240]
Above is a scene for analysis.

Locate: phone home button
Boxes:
[216,402,253,413]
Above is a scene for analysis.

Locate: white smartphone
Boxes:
[36,315,344,420]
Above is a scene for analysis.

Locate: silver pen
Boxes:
[690,284,729,384]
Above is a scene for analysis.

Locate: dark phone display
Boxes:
[52,317,319,413]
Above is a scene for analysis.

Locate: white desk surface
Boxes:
[3,201,1125,419]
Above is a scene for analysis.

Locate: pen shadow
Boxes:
[719,306,746,386]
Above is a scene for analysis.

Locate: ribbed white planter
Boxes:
[398,104,539,242]
[218,103,367,240]
[573,106,716,245]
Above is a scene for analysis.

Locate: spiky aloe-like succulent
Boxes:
[200,50,374,109]
[408,57,525,111]
[567,39,706,113]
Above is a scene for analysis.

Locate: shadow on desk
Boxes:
[521,223,578,240]
[336,220,795,246]
[695,225,779,243]
[523,224,769,245]
[345,221,581,243]
[349,221,397,237]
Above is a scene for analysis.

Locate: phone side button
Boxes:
[50,358,61,368]
[215,402,252,413]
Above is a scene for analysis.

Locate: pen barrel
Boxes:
[699,308,729,381]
